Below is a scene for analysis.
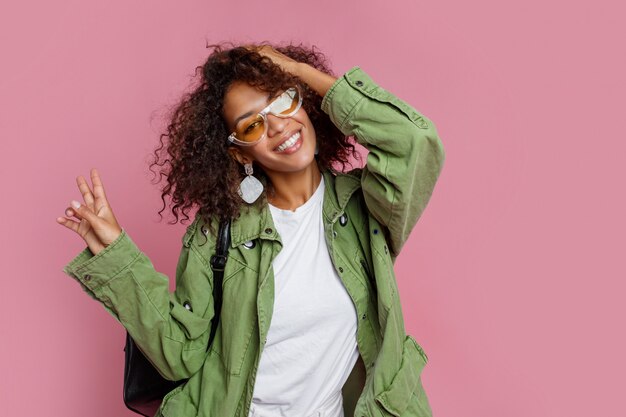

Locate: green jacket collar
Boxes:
[228,168,362,248]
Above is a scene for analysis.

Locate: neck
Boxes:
[265,160,322,212]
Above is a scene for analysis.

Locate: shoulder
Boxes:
[336,167,363,198]
[327,166,362,193]
[182,211,218,250]
[330,167,370,220]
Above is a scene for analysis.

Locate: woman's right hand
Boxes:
[56,168,123,256]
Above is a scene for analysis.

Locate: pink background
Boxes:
[1,0,624,416]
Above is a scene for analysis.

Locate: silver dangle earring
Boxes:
[238,162,264,204]
[314,140,319,155]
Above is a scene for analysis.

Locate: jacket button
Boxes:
[243,240,256,249]
[183,301,192,311]
[355,80,364,87]
[384,245,388,254]
[333,230,337,238]
[339,213,348,226]
[373,229,379,234]
[264,228,273,234]
[338,267,343,273]
[361,313,367,320]
[84,274,92,281]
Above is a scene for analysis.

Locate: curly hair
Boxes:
[148,40,362,237]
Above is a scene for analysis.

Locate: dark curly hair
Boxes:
[148,40,362,237]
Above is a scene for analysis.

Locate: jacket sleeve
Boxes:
[61,220,214,381]
[321,66,446,259]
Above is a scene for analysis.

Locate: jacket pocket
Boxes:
[160,384,198,417]
[374,335,428,417]
[404,377,434,417]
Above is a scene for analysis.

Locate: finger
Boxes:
[90,168,110,209]
[70,200,101,227]
[76,175,96,212]
[64,207,84,220]
[56,215,82,234]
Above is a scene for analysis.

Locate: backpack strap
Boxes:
[206,219,231,351]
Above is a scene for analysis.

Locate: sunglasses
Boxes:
[227,85,303,147]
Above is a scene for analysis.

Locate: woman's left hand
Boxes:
[243,43,336,98]
[244,44,300,76]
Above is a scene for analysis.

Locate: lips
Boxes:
[273,129,302,152]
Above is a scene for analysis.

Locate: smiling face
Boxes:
[223,81,317,176]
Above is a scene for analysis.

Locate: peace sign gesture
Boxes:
[56,168,123,256]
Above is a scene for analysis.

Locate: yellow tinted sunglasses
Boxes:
[227,86,303,147]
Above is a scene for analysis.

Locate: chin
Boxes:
[269,152,317,173]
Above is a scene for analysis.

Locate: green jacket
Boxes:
[63,66,445,417]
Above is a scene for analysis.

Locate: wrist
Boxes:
[291,61,306,78]
[295,63,337,98]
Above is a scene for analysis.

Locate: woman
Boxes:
[58,42,445,417]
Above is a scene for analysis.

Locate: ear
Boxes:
[227,146,251,166]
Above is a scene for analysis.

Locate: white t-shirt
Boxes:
[248,175,360,417]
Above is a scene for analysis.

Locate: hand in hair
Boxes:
[243,44,300,76]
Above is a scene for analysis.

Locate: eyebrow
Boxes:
[233,93,273,126]
[234,110,255,126]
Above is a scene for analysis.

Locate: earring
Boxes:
[238,162,264,204]
[314,140,319,155]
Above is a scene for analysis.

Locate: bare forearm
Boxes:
[294,62,338,98]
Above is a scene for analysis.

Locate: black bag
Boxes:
[122,219,231,417]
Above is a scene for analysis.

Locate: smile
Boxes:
[274,131,302,153]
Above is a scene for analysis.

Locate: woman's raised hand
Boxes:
[243,44,336,98]
[56,168,123,256]
[244,44,300,76]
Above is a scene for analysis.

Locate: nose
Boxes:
[265,113,288,138]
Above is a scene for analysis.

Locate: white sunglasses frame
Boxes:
[227,85,303,147]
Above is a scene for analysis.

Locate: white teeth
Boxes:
[275,131,301,152]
